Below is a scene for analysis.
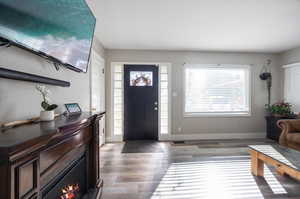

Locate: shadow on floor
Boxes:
[122,141,163,153]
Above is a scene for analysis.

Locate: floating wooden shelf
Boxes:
[0,67,70,87]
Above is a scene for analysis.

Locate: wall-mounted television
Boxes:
[0,0,96,73]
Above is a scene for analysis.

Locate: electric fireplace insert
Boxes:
[42,154,87,199]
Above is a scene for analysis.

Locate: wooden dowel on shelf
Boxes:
[1,113,61,130]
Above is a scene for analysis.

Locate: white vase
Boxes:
[40,110,55,121]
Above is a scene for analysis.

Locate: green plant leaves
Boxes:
[268,102,293,116]
[41,101,58,111]
[41,101,49,111]
[47,104,58,111]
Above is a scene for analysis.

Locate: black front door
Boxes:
[124,65,158,141]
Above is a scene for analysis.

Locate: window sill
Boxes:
[184,112,251,118]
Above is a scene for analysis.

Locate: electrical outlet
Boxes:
[178,127,182,133]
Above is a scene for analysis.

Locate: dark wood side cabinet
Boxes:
[0,112,105,199]
[265,116,295,141]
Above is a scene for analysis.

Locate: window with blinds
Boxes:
[184,65,250,116]
[284,64,300,113]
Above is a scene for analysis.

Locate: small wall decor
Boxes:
[260,59,272,107]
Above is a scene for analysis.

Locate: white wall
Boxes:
[281,47,300,65]
[0,37,105,122]
[106,49,282,140]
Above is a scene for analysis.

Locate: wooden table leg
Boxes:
[250,150,264,177]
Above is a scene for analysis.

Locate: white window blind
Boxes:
[184,65,250,116]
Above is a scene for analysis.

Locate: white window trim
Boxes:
[183,64,252,118]
[110,62,172,141]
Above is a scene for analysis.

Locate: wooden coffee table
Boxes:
[249,144,300,180]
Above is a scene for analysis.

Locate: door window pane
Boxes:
[113,64,123,135]
[130,71,153,86]
[161,74,168,81]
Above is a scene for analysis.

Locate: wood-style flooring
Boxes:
[100,139,300,199]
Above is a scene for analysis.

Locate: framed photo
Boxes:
[65,103,82,115]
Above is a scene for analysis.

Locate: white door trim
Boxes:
[89,50,105,112]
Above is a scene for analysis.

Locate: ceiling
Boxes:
[87,0,300,53]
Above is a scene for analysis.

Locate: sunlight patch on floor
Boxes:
[151,159,287,199]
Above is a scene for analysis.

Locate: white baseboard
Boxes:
[159,132,265,141]
[106,132,266,143]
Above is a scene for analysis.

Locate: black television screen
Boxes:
[0,0,96,73]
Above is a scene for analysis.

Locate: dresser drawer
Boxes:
[12,156,39,199]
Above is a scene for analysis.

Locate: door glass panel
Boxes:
[160,65,169,135]
[130,71,153,86]
[115,73,122,81]
[113,64,123,135]
[114,81,122,89]
[161,74,168,81]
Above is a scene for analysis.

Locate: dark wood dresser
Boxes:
[0,112,105,199]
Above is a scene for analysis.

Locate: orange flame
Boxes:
[60,184,80,199]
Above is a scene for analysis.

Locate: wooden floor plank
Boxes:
[101,139,300,199]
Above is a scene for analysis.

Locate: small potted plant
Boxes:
[267,102,294,117]
[36,85,58,121]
